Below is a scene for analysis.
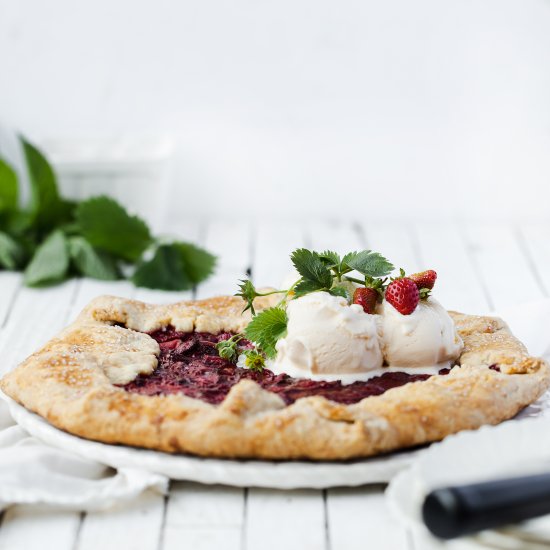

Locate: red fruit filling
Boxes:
[119,327,462,405]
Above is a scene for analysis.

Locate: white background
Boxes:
[0,0,549,221]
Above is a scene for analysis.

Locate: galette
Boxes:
[1,248,548,460]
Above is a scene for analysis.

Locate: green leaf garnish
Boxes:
[318,250,341,268]
[68,236,120,281]
[293,278,326,298]
[76,196,152,262]
[291,248,332,289]
[345,250,394,278]
[244,307,288,359]
[24,230,69,286]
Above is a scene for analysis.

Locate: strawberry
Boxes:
[385,277,419,315]
[353,287,379,314]
[410,270,437,291]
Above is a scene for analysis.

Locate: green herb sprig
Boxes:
[0,137,216,290]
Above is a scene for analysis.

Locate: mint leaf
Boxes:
[132,244,193,290]
[0,231,25,270]
[24,230,69,286]
[345,250,394,277]
[21,137,70,231]
[176,242,216,283]
[76,196,151,262]
[69,236,119,280]
[291,248,332,289]
[244,307,288,358]
[0,159,18,213]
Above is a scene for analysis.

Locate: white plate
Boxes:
[386,407,550,550]
[2,393,418,489]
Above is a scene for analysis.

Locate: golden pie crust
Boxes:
[1,295,548,460]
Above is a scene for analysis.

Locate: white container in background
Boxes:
[41,136,174,226]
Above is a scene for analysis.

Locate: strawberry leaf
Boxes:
[291,248,333,289]
[293,278,326,298]
[244,307,288,358]
[21,137,73,232]
[132,244,193,291]
[76,196,152,262]
[345,250,394,278]
[318,250,341,268]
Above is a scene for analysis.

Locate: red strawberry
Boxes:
[410,270,437,291]
[385,278,419,315]
[353,287,379,314]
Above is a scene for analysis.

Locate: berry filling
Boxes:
[119,327,459,405]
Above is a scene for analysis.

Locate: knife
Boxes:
[422,472,550,539]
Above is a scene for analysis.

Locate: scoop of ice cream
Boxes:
[273,292,383,378]
[378,298,463,367]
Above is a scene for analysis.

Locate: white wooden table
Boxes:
[0,219,547,550]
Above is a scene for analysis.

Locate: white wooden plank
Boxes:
[77,491,165,550]
[328,486,409,550]
[412,222,490,313]
[0,507,81,550]
[162,482,244,550]
[253,221,306,288]
[462,223,545,310]
[245,489,326,550]
[518,222,550,297]
[363,222,421,274]
[0,272,21,328]
[307,220,363,253]
[0,281,78,374]
[196,221,251,299]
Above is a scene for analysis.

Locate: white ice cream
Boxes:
[272,292,383,381]
[377,298,463,368]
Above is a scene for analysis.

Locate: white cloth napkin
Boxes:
[0,398,168,511]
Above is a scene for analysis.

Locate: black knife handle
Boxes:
[422,472,550,539]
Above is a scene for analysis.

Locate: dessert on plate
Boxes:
[1,248,548,460]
